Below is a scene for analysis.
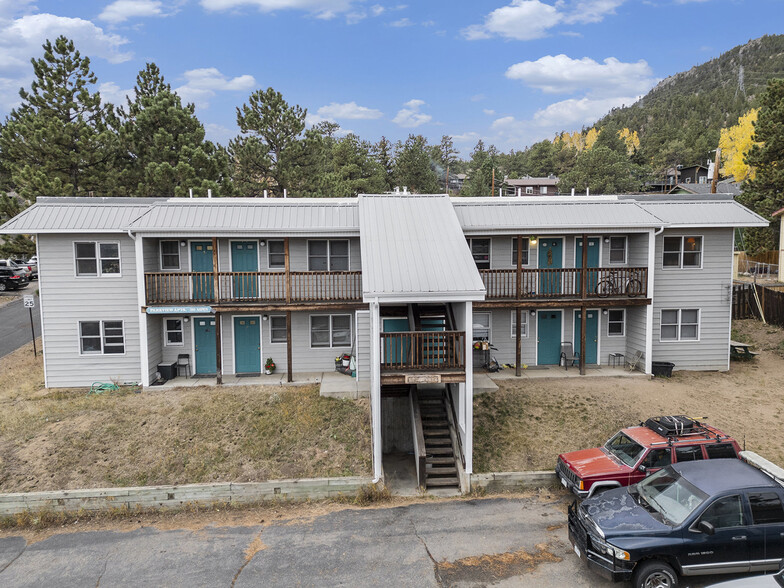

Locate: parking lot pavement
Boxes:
[0,294,41,358]
[0,495,759,587]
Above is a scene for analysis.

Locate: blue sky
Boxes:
[0,0,780,155]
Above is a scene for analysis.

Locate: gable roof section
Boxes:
[636,200,769,227]
[128,198,359,235]
[0,197,159,234]
[358,194,485,302]
[452,197,665,234]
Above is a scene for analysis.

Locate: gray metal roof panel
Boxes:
[636,200,769,227]
[358,194,485,301]
[0,199,154,233]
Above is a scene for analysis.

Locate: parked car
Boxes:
[568,457,784,588]
[13,258,37,280]
[0,268,29,291]
[556,416,740,498]
[706,561,783,587]
[0,259,32,280]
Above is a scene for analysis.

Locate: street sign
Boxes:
[23,295,35,308]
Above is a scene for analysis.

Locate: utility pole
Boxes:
[711,147,721,194]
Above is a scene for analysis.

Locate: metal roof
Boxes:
[128,198,359,235]
[636,200,769,227]
[0,197,159,234]
[452,197,665,234]
[668,181,741,196]
[505,177,559,187]
[358,194,486,302]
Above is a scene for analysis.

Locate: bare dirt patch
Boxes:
[0,342,371,493]
[436,543,561,586]
[474,319,784,472]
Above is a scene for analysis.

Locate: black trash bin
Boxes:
[157,362,177,381]
[651,361,674,378]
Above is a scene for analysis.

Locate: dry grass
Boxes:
[474,319,784,473]
[0,342,371,492]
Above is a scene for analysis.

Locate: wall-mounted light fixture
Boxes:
[262,315,269,321]
[180,241,187,247]
[602,309,608,315]
[183,317,190,323]
[530,310,536,316]
[529,236,538,245]
[604,237,610,243]
[259,240,267,247]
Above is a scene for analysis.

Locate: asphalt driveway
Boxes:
[0,293,41,358]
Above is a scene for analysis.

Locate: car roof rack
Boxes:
[741,451,784,487]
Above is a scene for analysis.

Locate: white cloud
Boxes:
[532,95,637,127]
[470,94,486,102]
[462,0,625,41]
[199,0,355,19]
[316,101,383,120]
[99,0,164,24]
[505,54,656,97]
[0,0,34,20]
[483,108,495,115]
[98,81,134,106]
[390,17,412,27]
[370,4,384,16]
[204,122,237,145]
[175,67,256,108]
[392,98,431,128]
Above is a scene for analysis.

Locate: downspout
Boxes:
[645,227,665,376]
[132,231,151,387]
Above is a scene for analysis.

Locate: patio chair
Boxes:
[176,354,191,378]
[626,350,643,372]
[559,342,579,371]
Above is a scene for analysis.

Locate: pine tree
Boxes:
[117,63,231,197]
[0,36,119,200]
[373,136,395,191]
[393,135,439,193]
[461,140,499,196]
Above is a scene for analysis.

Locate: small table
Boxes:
[609,353,624,368]
[729,340,758,361]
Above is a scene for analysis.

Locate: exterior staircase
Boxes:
[417,387,460,490]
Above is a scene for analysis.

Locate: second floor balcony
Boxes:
[479,267,649,301]
[144,270,363,305]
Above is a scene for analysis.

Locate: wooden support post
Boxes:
[515,308,522,377]
[286,310,293,383]
[579,305,587,376]
[580,233,588,300]
[215,312,223,385]
[284,237,291,304]
[711,147,721,194]
[212,237,219,302]
[516,235,522,299]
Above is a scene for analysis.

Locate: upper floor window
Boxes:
[663,236,702,268]
[609,236,627,264]
[268,240,285,269]
[79,320,125,354]
[511,238,530,266]
[308,240,349,271]
[660,309,699,341]
[467,238,490,269]
[160,241,180,270]
[75,242,120,276]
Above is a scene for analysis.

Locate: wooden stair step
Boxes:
[424,428,450,436]
[426,477,459,487]
[421,419,448,427]
[426,456,455,465]
[425,438,452,447]
[427,447,454,455]
[427,466,457,476]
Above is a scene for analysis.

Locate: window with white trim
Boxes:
[609,236,627,264]
[525,186,534,194]
[270,315,287,343]
[75,242,120,276]
[663,236,702,268]
[79,320,125,354]
[660,309,699,341]
[268,240,285,269]
[310,314,352,347]
[511,311,528,337]
[164,318,184,346]
[160,241,180,270]
[308,240,349,271]
[511,238,530,266]
[541,186,548,195]
[472,312,490,341]
[608,309,625,336]
[467,238,490,269]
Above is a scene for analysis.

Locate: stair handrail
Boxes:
[444,384,465,469]
[410,386,427,489]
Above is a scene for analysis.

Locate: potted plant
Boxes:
[264,357,276,375]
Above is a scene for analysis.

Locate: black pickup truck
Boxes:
[568,455,784,588]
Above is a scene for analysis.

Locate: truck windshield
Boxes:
[637,468,708,526]
[604,432,645,467]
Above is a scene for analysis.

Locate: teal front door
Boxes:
[234,316,261,373]
[537,311,562,365]
[574,310,598,365]
[191,241,214,301]
[383,318,410,365]
[194,316,217,375]
[575,237,600,294]
[538,238,563,295]
[231,241,259,300]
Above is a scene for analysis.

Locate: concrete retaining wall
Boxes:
[471,471,557,492]
[0,477,373,516]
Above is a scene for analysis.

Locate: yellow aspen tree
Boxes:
[719,108,758,181]
[584,127,599,150]
[619,128,640,155]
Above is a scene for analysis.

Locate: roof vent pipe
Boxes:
[586,188,590,196]
[263,189,268,198]
[283,188,287,198]
[208,189,212,199]
[402,186,408,194]
[571,188,575,196]
[189,188,193,199]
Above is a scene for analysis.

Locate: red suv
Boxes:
[555,416,740,498]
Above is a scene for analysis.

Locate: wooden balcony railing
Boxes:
[480,267,648,300]
[380,331,465,372]
[144,271,362,305]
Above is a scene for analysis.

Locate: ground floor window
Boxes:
[270,315,287,343]
[607,309,625,336]
[510,311,528,337]
[472,312,491,341]
[164,318,184,345]
[310,314,352,348]
[660,309,699,341]
[79,320,125,354]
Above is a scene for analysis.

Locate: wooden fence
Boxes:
[733,283,784,326]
